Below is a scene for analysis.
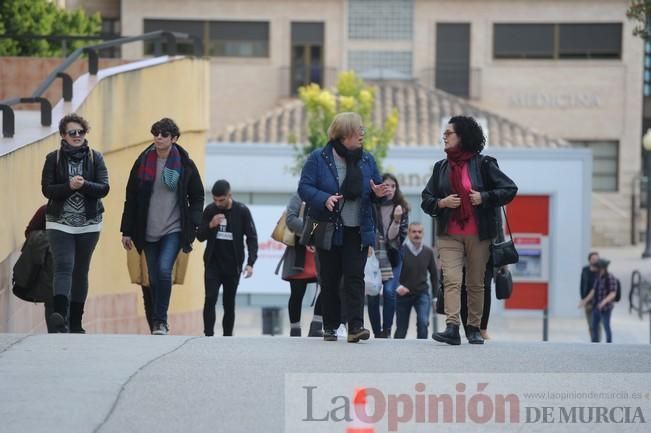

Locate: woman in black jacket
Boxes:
[120,118,204,335]
[41,113,109,333]
[422,116,516,345]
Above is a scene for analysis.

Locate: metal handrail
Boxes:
[0,31,203,138]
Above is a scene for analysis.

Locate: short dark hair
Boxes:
[150,117,180,138]
[588,251,599,261]
[448,115,485,153]
[212,179,231,197]
[59,113,90,136]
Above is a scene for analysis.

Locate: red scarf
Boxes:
[445,147,477,228]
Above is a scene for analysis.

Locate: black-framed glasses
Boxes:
[66,129,86,137]
[151,130,172,138]
[442,130,456,138]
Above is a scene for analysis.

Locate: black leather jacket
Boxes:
[41,148,110,220]
[421,154,517,241]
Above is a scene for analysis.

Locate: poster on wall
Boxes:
[236,205,291,295]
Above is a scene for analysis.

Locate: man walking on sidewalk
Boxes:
[394,222,438,339]
[197,180,258,336]
[580,252,601,342]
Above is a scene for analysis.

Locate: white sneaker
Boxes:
[336,324,347,338]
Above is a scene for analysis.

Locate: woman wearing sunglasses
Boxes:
[41,113,110,333]
[120,118,204,335]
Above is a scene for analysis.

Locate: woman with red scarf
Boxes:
[421,116,517,345]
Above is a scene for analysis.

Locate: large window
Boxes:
[348,0,413,40]
[143,19,269,57]
[209,21,269,57]
[571,140,619,192]
[494,23,622,60]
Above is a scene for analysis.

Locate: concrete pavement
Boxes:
[1,334,650,433]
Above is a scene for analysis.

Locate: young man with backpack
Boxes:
[578,258,618,343]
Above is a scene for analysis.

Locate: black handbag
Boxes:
[494,267,513,299]
[300,216,335,251]
[491,207,519,267]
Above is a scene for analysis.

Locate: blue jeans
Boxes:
[394,291,431,339]
[144,232,181,324]
[367,262,401,335]
[591,306,613,343]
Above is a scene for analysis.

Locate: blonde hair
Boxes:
[327,112,362,141]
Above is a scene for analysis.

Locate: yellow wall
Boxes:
[0,57,210,323]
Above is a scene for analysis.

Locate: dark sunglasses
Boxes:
[66,129,86,137]
[151,130,172,138]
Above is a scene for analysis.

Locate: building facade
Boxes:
[105,0,642,245]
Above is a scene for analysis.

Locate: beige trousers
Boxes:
[438,234,491,327]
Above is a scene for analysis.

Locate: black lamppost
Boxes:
[642,129,651,258]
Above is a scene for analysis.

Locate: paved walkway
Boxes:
[1,334,649,433]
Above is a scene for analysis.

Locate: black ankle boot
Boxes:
[432,324,461,345]
[466,326,484,345]
[307,321,323,337]
[50,295,69,333]
[69,302,86,334]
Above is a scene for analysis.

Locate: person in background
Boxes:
[121,117,204,335]
[42,113,109,333]
[276,193,323,337]
[579,258,617,343]
[394,222,437,339]
[579,251,601,342]
[21,205,54,332]
[367,173,409,338]
[197,180,258,337]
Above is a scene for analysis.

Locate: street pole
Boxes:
[642,130,651,258]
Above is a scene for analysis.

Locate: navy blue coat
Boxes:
[298,142,382,248]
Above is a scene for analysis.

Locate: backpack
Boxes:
[614,277,621,302]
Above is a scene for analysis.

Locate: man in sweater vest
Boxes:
[394,222,438,339]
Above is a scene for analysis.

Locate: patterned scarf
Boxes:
[445,147,477,228]
[138,144,182,191]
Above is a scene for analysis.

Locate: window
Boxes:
[348,50,412,79]
[143,19,269,57]
[209,21,269,57]
[348,0,413,40]
[571,140,619,192]
[494,24,554,59]
[494,23,622,60]
[559,24,622,59]
[143,19,203,55]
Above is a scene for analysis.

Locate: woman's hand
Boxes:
[69,175,85,190]
[470,189,482,206]
[438,194,461,208]
[393,205,403,223]
[325,194,343,211]
[370,180,390,197]
[121,236,133,250]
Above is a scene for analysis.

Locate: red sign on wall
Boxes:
[504,195,550,310]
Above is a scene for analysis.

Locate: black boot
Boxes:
[432,323,461,345]
[466,326,484,345]
[50,295,69,333]
[290,327,301,337]
[307,320,323,337]
[69,302,86,334]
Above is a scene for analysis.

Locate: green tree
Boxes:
[627,0,651,39]
[0,0,101,57]
[291,71,399,174]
